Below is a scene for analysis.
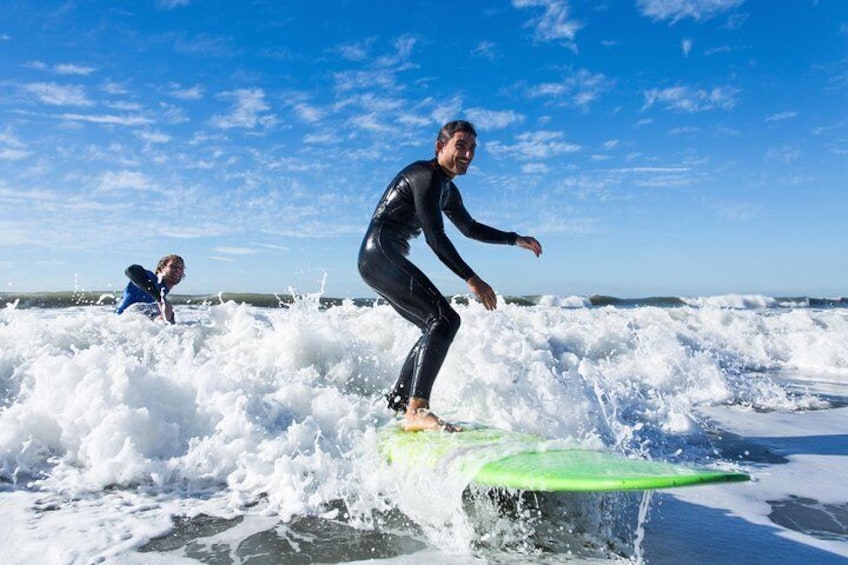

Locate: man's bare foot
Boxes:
[402,408,462,432]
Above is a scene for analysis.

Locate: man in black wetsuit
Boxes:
[358,120,542,432]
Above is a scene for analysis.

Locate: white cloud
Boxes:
[101,82,130,96]
[527,69,612,109]
[521,162,550,174]
[642,85,738,112]
[0,148,31,161]
[211,89,275,130]
[170,84,204,100]
[607,167,691,174]
[431,96,464,126]
[765,111,798,123]
[472,41,497,60]
[98,170,152,192]
[293,102,325,123]
[513,0,583,45]
[349,112,382,132]
[303,133,336,145]
[0,221,30,246]
[765,145,800,164]
[464,108,524,130]
[333,68,400,93]
[24,82,93,106]
[0,130,27,148]
[487,130,581,160]
[682,39,693,57]
[637,0,745,23]
[57,113,153,126]
[336,38,375,62]
[139,131,171,144]
[670,126,701,135]
[375,34,418,68]
[0,128,31,159]
[157,0,191,8]
[54,63,96,76]
[213,247,258,255]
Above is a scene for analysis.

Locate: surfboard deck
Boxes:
[380,424,750,492]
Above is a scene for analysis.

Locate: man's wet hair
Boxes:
[436,120,477,148]
[155,254,184,275]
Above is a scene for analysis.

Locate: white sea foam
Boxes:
[681,293,780,309]
[0,296,846,563]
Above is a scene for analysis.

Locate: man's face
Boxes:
[436,131,476,178]
[161,260,185,287]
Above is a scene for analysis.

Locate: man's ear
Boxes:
[435,140,445,154]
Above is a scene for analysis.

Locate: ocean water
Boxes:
[1,291,846,564]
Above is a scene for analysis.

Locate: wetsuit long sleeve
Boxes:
[412,168,478,281]
[125,265,166,300]
[441,185,518,245]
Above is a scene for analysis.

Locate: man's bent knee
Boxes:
[429,306,460,339]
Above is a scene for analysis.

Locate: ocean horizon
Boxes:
[4,289,847,311]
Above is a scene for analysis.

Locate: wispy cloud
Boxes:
[169,83,204,100]
[211,89,276,130]
[521,162,550,174]
[765,111,798,123]
[212,246,258,255]
[642,85,738,112]
[335,38,375,62]
[293,102,325,123]
[765,145,800,164]
[54,63,97,76]
[0,148,31,161]
[487,130,581,160]
[98,170,154,192]
[527,69,612,109]
[57,113,153,126]
[24,82,93,106]
[157,0,191,8]
[513,0,583,46]
[464,108,524,130]
[138,131,171,144]
[472,41,498,60]
[637,0,745,23]
[0,131,30,161]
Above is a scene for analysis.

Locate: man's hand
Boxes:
[516,235,542,257]
[467,275,497,310]
[160,301,175,324]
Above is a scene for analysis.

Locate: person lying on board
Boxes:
[357,120,542,433]
[115,254,185,324]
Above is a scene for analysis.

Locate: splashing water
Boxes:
[1,293,846,562]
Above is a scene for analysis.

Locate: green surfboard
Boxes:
[381,424,750,492]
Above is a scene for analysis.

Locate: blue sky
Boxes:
[1,0,846,299]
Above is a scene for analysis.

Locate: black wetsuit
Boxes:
[358,159,518,412]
